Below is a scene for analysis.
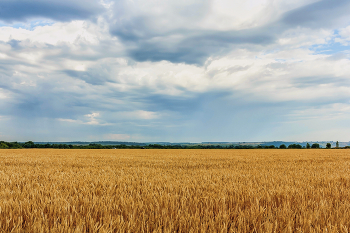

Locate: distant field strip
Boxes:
[0,149,350,232]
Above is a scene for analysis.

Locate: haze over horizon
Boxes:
[1,0,350,142]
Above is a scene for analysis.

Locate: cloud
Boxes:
[115,110,161,120]
[335,25,350,45]
[0,0,104,22]
[107,0,350,64]
[0,0,350,141]
[85,112,100,125]
[281,0,350,29]
[0,88,10,99]
[58,112,113,126]
[103,134,131,141]
[0,21,102,45]
[58,118,80,123]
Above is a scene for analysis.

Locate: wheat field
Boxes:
[0,149,350,232]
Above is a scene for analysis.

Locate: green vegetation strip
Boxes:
[0,141,348,149]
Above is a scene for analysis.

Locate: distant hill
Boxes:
[34,141,148,146]
[31,141,350,148]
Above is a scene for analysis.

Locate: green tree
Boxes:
[326,143,331,149]
[23,141,35,148]
[279,144,287,149]
[336,141,339,148]
[288,144,302,149]
[9,142,22,148]
[0,143,9,149]
[311,143,320,148]
[306,143,310,149]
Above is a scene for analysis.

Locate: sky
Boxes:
[0,0,350,142]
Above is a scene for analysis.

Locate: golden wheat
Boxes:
[0,149,350,232]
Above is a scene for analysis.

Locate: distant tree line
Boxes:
[1,141,349,149]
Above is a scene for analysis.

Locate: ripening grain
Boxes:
[0,149,350,232]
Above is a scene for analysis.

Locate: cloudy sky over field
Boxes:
[1,0,350,142]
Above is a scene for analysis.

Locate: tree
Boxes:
[288,144,302,149]
[9,142,22,149]
[279,144,287,149]
[0,142,9,149]
[23,141,35,148]
[336,141,339,148]
[326,143,331,149]
[306,143,310,149]
[311,143,320,148]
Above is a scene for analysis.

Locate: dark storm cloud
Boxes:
[0,0,104,22]
[109,0,350,65]
[64,70,114,86]
[282,0,350,28]
[109,2,280,65]
[128,47,206,65]
[0,82,82,119]
[132,90,233,115]
[126,29,275,64]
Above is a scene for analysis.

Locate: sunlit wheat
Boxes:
[0,149,349,232]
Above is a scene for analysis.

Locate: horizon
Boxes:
[1,0,350,141]
[5,140,349,144]
[2,139,350,149]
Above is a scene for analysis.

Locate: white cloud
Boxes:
[0,89,10,99]
[0,20,102,45]
[58,118,81,123]
[335,25,350,45]
[110,0,318,32]
[278,28,333,47]
[1,19,349,107]
[85,112,101,125]
[58,112,113,126]
[115,110,160,120]
[203,48,350,102]
[134,110,160,120]
[103,133,131,140]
